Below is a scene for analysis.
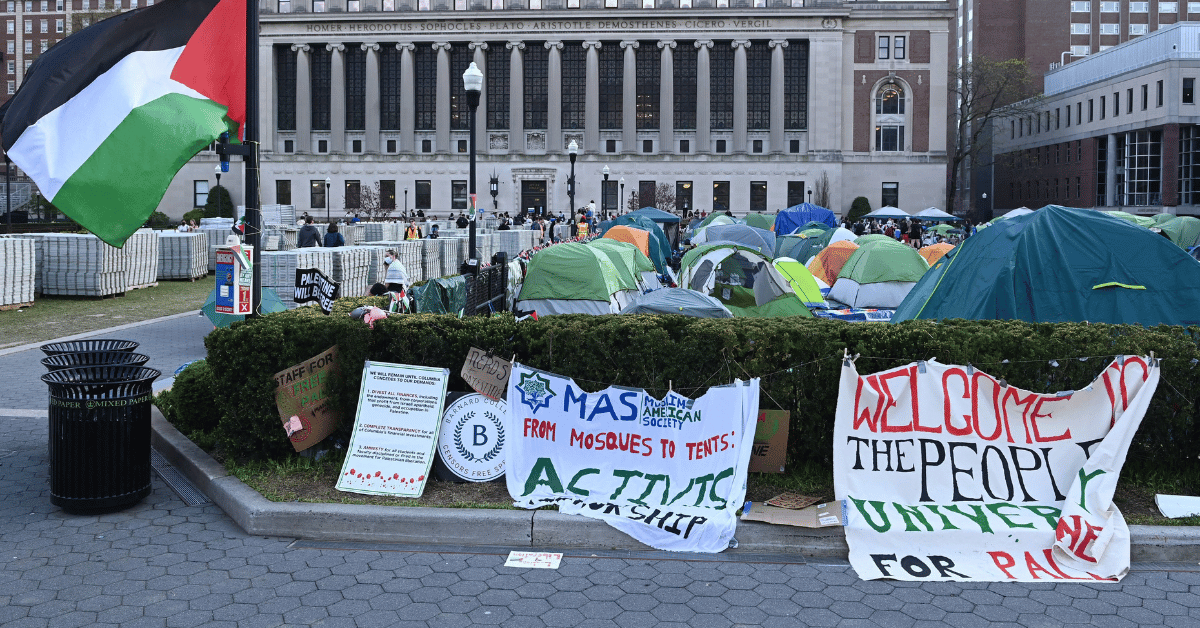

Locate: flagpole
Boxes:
[244,0,262,318]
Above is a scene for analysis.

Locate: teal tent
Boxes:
[202,288,288,328]
[599,214,672,272]
[893,205,1200,326]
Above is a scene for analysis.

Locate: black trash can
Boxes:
[41,352,150,372]
[40,339,139,356]
[40,365,161,513]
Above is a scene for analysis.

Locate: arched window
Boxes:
[873,82,907,152]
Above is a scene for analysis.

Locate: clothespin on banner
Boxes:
[1149,351,1156,367]
[1118,355,1126,366]
[917,360,927,374]
[999,378,1009,388]
[668,380,673,393]
[966,362,975,376]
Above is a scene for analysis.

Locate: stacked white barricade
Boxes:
[157,232,208,280]
[361,222,384,241]
[395,240,424,283]
[199,223,234,270]
[259,249,335,309]
[260,204,297,227]
[0,237,35,307]
[341,223,364,245]
[123,229,159,290]
[331,246,375,297]
[40,234,126,297]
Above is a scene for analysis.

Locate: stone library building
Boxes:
[162,0,955,220]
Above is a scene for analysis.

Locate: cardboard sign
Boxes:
[273,346,341,452]
[336,362,449,497]
[294,268,340,314]
[741,501,845,528]
[834,356,1158,582]
[461,347,511,401]
[748,409,789,474]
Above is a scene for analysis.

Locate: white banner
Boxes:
[506,364,759,553]
[834,356,1158,582]
[337,362,449,497]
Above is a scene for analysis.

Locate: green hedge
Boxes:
[161,299,1200,475]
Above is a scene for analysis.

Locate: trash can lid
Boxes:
[40,339,140,356]
[41,352,150,372]
[41,366,162,398]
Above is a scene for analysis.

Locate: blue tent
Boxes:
[775,203,838,234]
[598,214,671,271]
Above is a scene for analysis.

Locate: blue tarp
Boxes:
[774,203,838,234]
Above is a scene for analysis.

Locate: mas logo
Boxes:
[517,371,555,413]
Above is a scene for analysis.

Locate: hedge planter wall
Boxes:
[157,298,1200,476]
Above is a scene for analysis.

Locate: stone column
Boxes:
[621,40,638,153]
[434,41,452,154]
[732,40,749,154]
[1107,133,1119,206]
[546,41,563,153]
[658,40,675,155]
[328,43,346,153]
[508,41,525,152]
[362,43,381,153]
[470,42,489,155]
[398,43,416,153]
[584,41,601,155]
[292,43,311,154]
[768,39,787,155]
[695,40,712,155]
[260,40,275,152]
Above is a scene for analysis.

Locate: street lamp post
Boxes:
[807,189,812,205]
[404,188,408,216]
[601,165,610,220]
[324,176,331,224]
[619,177,625,213]
[567,140,578,237]
[489,173,499,212]
[463,61,483,266]
[4,156,11,234]
[214,164,224,220]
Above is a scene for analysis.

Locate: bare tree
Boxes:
[625,184,677,215]
[350,182,392,221]
[948,56,1043,215]
[813,172,832,209]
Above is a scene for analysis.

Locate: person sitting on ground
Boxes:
[297,216,322,247]
[498,218,511,231]
[323,222,345,248]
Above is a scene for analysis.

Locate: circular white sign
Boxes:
[437,393,507,482]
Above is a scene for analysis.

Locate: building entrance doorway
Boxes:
[521,180,547,217]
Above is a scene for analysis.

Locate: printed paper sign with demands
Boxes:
[834,356,1158,582]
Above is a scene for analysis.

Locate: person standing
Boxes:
[297,216,322,247]
[383,248,410,292]
[908,219,921,248]
[404,219,423,240]
[323,223,345,247]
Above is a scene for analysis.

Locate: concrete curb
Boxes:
[151,409,1199,560]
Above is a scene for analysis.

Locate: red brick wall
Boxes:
[853,70,930,154]
[994,139,1098,210]
[910,31,929,64]
[855,31,875,64]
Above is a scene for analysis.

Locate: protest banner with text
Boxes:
[506,364,759,553]
[834,356,1158,582]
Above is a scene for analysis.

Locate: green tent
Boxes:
[893,205,1200,326]
[774,235,807,258]
[799,228,827,238]
[1157,216,1200,248]
[854,234,895,246]
[680,243,812,317]
[589,238,656,287]
[1104,210,1157,229]
[743,213,774,230]
[773,258,828,307]
[413,276,467,316]
[515,243,632,315]
[929,224,962,237]
[788,227,857,264]
[1154,213,1177,225]
[828,239,929,308]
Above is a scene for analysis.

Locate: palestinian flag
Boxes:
[0,0,245,247]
